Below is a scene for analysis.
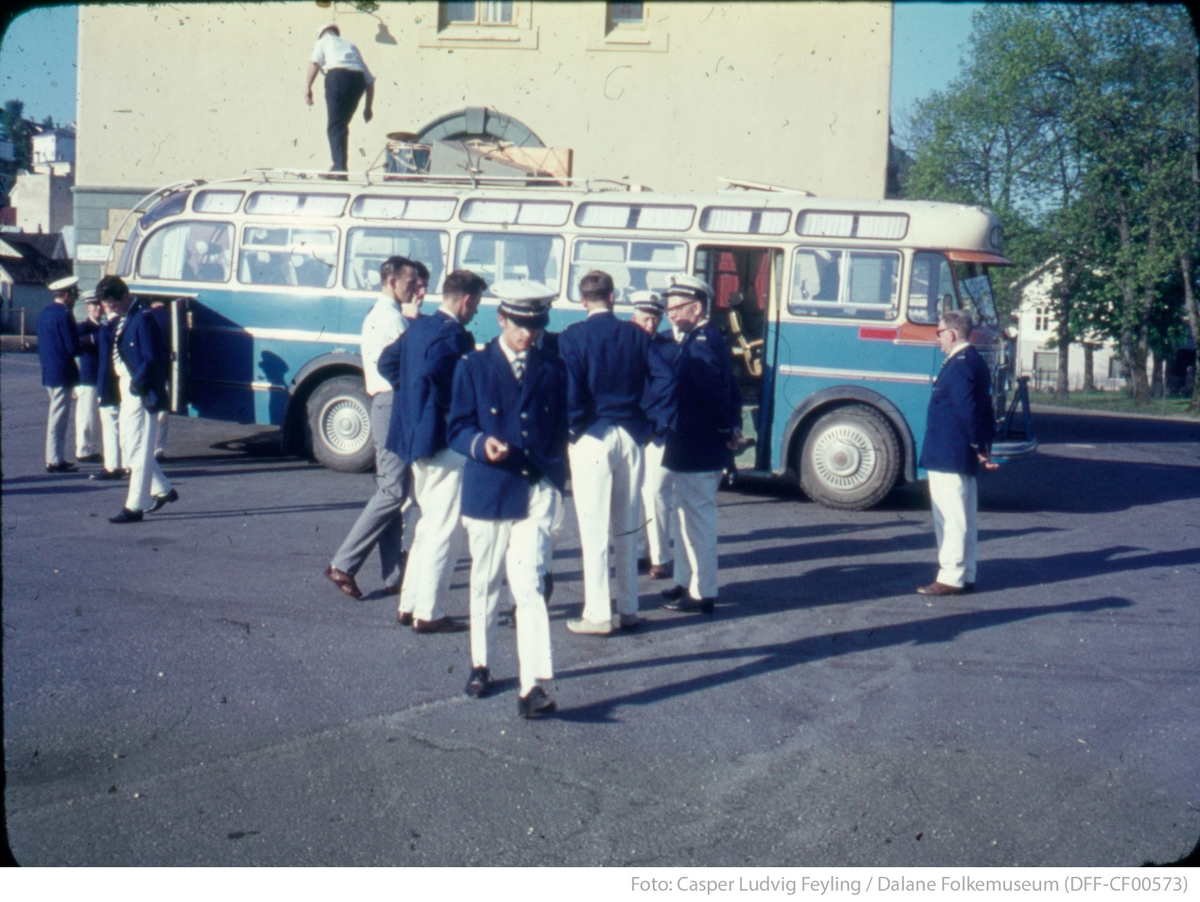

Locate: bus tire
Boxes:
[306,376,375,473]
[798,404,900,510]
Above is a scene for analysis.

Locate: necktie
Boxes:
[112,316,128,368]
[512,352,525,382]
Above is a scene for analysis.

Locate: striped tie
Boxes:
[512,352,526,382]
[112,315,128,369]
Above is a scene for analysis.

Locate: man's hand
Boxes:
[363,106,373,123]
[304,87,314,106]
[484,436,510,462]
[979,453,999,472]
[725,427,746,452]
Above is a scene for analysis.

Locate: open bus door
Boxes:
[694,244,784,474]
[169,296,190,414]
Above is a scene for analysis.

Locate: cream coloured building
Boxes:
[73,1,894,284]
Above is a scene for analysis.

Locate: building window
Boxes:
[442,1,514,26]
[1034,306,1051,332]
[1033,351,1058,374]
[587,2,667,51]
[423,1,537,49]
[607,3,645,30]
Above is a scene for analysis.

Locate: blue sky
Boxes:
[0,3,982,130]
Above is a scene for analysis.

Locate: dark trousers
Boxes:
[324,68,366,172]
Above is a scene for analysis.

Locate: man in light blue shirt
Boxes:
[304,22,375,172]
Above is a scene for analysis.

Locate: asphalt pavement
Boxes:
[3,348,1198,867]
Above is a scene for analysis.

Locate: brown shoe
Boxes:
[397,610,413,626]
[412,616,464,633]
[647,563,672,580]
[916,581,964,596]
[325,565,362,599]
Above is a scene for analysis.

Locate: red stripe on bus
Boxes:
[858,327,898,341]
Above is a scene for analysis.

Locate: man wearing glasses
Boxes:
[660,274,743,615]
[916,310,995,596]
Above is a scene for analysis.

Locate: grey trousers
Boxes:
[330,391,407,588]
[45,385,72,466]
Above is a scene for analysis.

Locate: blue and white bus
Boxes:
[105,169,1035,509]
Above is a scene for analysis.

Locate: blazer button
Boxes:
[520,412,528,419]
[521,470,529,477]
[490,407,498,414]
[521,430,529,437]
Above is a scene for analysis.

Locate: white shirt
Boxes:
[310,33,375,83]
[361,292,407,396]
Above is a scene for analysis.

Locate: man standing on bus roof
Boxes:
[629,290,679,580]
[325,256,424,600]
[95,276,178,524]
[37,276,82,473]
[660,274,743,615]
[448,281,567,718]
[304,22,375,173]
[917,309,996,596]
[558,270,673,635]
[381,269,486,632]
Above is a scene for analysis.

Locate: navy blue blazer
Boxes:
[919,345,995,476]
[36,302,80,388]
[448,338,569,521]
[381,310,475,462]
[76,317,101,387]
[663,321,742,473]
[105,300,170,413]
[557,310,672,444]
[643,330,682,440]
[94,317,121,407]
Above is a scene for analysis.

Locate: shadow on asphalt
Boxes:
[553,596,1134,723]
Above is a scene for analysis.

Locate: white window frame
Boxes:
[586,2,667,52]
[421,1,538,50]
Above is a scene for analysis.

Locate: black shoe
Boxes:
[661,584,687,601]
[663,593,715,614]
[45,461,77,473]
[963,582,975,594]
[147,488,179,513]
[89,469,124,481]
[109,508,144,524]
[465,666,492,699]
[542,570,554,603]
[154,452,168,463]
[77,453,103,464]
[517,685,556,719]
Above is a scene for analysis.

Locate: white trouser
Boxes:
[568,425,644,623]
[118,376,171,512]
[44,385,71,466]
[73,385,101,457]
[638,439,675,566]
[928,470,978,588]
[669,470,723,600]
[399,448,467,622]
[100,405,123,472]
[154,410,169,456]
[464,480,559,694]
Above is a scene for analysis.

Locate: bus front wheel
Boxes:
[306,376,375,473]
[798,404,900,510]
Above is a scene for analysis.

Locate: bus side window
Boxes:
[908,252,955,324]
[456,231,565,296]
[138,221,233,282]
[345,227,449,292]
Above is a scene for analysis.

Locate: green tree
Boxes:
[897,4,1199,407]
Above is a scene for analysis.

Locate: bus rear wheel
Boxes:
[306,376,375,473]
[798,404,900,510]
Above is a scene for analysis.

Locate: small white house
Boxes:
[1011,258,1134,392]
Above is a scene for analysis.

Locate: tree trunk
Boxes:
[1083,343,1096,391]
[1150,353,1165,398]
[1185,254,1200,413]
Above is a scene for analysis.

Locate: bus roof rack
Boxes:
[241,167,642,193]
[719,177,814,195]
